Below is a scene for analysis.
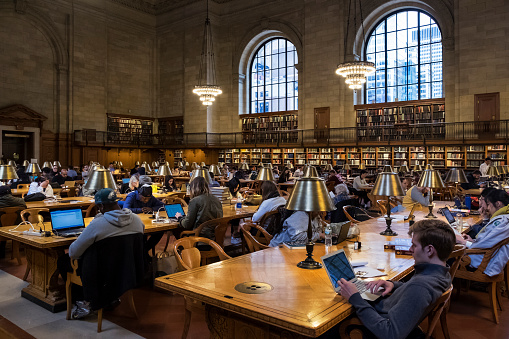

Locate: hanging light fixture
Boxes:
[193,0,222,105]
[335,0,375,90]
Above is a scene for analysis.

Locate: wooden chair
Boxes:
[279,189,291,198]
[240,222,272,253]
[17,183,30,191]
[376,200,388,216]
[342,205,379,224]
[180,218,231,265]
[339,285,454,339]
[162,196,188,208]
[0,206,25,265]
[167,191,186,199]
[84,203,98,218]
[20,208,50,281]
[173,236,231,339]
[455,237,509,323]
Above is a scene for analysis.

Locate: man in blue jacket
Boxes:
[124,184,164,214]
[338,219,455,339]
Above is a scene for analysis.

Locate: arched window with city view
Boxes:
[249,38,298,113]
[365,10,442,104]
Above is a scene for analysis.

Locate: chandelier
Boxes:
[335,0,375,90]
[193,0,222,105]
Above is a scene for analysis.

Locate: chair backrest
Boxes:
[376,200,387,215]
[342,205,372,224]
[259,209,282,235]
[448,244,466,279]
[85,203,98,218]
[64,181,76,187]
[20,208,49,225]
[468,236,509,275]
[163,196,188,208]
[240,222,272,253]
[17,183,30,190]
[0,206,25,226]
[182,218,231,248]
[279,189,290,198]
[424,285,454,339]
[173,236,231,271]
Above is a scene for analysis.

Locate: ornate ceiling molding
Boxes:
[109,0,236,15]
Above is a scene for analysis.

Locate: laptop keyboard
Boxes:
[354,279,368,294]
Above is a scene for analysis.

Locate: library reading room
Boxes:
[1,0,509,338]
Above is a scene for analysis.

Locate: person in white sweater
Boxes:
[252,181,287,226]
[268,209,325,247]
[27,176,54,197]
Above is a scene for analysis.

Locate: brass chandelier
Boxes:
[193,0,222,105]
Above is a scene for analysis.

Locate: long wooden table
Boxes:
[25,196,95,210]
[0,205,256,312]
[154,203,480,338]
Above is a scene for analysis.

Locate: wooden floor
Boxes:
[1,236,509,339]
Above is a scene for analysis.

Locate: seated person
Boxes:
[124,184,163,214]
[327,169,342,186]
[328,183,357,223]
[0,186,27,258]
[27,176,54,198]
[252,181,287,226]
[57,188,144,319]
[176,176,223,240]
[293,166,304,178]
[120,173,139,194]
[52,168,69,186]
[461,170,485,190]
[130,165,139,176]
[338,219,455,339]
[352,170,370,207]
[67,166,78,179]
[226,172,243,199]
[278,168,291,183]
[466,187,495,238]
[390,177,412,212]
[456,189,509,276]
[402,177,430,209]
[208,173,220,188]
[268,208,325,247]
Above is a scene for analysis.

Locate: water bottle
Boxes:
[235,202,242,214]
[465,195,472,210]
[457,212,464,233]
[324,224,332,247]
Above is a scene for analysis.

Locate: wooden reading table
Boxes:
[0,205,256,312]
[155,203,480,338]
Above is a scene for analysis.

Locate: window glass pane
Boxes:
[252,87,258,100]
[420,45,430,63]
[397,86,407,101]
[367,37,376,54]
[432,82,442,98]
[397,49,407,67]
[387,32,396,50]
[430,24,441,42]
[420,63,430,82]
[397,67,407,85]
[420,12,430,25]
[376,34,385,52]
[376,21,385,34]
[432,62,442,81]
[408,65,418,84]
[431,43,442,62]
[376,70,385,88]
[367,75,376,89]
[408,47,418,65]
[287,82,294,97]
[420,25,431,44]
[408,11,418,28]
[420,83,431,99]
[397,30,407,48]
[287,51,295,66]
[376,88,385,103]
[387,87,397,102]
[366,53,375,63]
[367,89,376,104]
[279,39,286,50]
[294,51,298,64]
[271,54,278,69]
[294,97,298,110]
[279,83,286,98]
[408,27,418,46]
[279,53,286,68]
[408,84,418,100]
[397,12,407,30]
[287,97,294,111]
[376,52,386,68]
[387,68,396,87]
[387,15,397,32]
[387,50,397,68]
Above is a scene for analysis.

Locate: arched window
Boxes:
[365,10,442,104]
[250,38,298,113]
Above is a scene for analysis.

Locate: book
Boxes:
[283,241,307,250]
[384,238,412,250]
[395,246,412,256]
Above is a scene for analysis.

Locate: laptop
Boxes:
[321,249,382,301]
[164,203,186,221]
[122,178,130,184]
[334,222,351,244]
[50,209,86,237]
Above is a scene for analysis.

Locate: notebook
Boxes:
[50,209,86,237]
[164,203,186,220]
[321,249,382,301]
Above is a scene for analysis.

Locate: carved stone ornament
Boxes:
[0,104,47,129]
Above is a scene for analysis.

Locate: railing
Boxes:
[74,120,509,148]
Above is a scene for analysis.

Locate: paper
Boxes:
[351,260,368,267]
[354,266,387,278]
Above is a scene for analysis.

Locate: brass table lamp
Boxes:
[382,165,393,173]
[42,161,52,168]
[303,166,319,178]
[135,161,141,166]
[22,160,30,167]
[358,162,366,170]
[26,163,42,175]
[8,160,16,167]
[325,164,333,171]
[190,169,212,184]
[444,168,468,199]
[0,165,19,181]
[399,165,410,173]
[158,165,172,176]
[256,167,274,182]
[201,162,207,168]
[53,161,61,168]
[286,177,336,269]
[83,169,116,190]
[343,163,351,176]
[286,162,294,169]
[141,162,152,173]
[371,170,405,236]
[151,161,159,168]
[417,164,445,218]
[487,166,500,177]
[209,164,222,177]
[240,163,250,171]
[412,164,423,172]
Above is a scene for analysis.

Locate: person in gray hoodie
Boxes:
[337,219,455,339]
[57,188,144,319]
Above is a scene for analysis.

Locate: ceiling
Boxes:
[110,0,235,15]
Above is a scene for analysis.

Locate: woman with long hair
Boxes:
[252,181,286,225]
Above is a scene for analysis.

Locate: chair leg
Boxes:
[440,310,450,339]
[66,279,72,320]
[505,265,509,299]
[497,282,504,311]
[126,290,138,318]
[182,300,192,339]
[488,282,500,324]
[97,308,103,332]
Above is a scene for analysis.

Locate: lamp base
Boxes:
[425,205,436,218]
[297,258,323,269]
[380,229,398,236]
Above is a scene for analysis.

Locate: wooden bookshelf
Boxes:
[241,111,298,144]
[158,116,184,144]
[107,113,154,145]
[355,99,445,142]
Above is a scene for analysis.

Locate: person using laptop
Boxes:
[337,219,455,339]
[57,188,144,319]
[124,184,164,214]
[455,189,509,276]
[461,170,486,190]
[27,175,54,198]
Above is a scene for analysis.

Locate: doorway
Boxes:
[474,92,500,136]
[314,107,330,143]
[2,131,34,161]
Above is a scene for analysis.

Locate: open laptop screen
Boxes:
[322,250,356,289]
[50,209,85,231]
[164,204,186,218]
[122,178,130,184]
